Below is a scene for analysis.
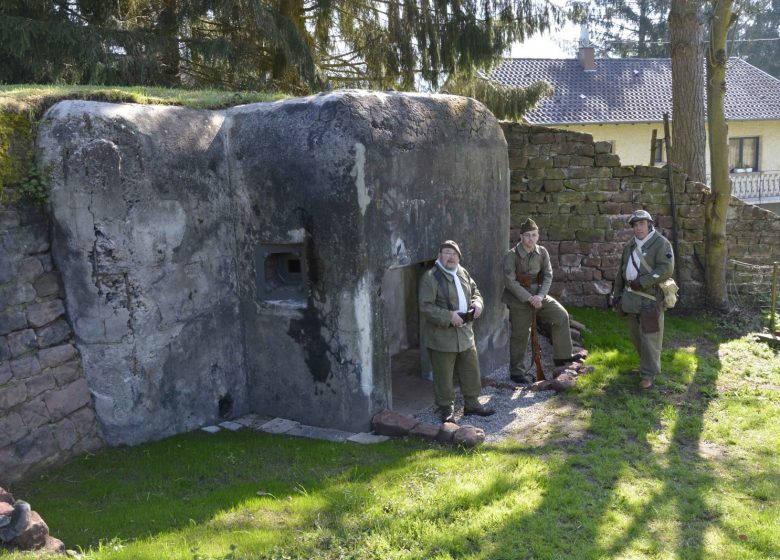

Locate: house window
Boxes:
[729,137,759,172]
[653,139,665,164]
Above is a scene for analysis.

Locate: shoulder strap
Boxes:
[433,268,454,310]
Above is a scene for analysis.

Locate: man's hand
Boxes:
[450,311,465,327]
[529,295,543,310]
[629,279,642,291]
[472,303,483,319]
[610,294,621,309]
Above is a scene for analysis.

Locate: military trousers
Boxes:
[626,311,665,379]
[427,346,482,409]
[506,296,572,376]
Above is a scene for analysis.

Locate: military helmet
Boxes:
[628,209,654,225]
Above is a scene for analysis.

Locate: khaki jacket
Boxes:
[419,264,483,353]
[614,231,674,314]
[502,243,553,304]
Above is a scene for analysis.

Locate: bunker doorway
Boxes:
[381,262,435,416]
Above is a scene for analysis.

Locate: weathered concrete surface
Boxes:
[38,102,247,445]
[227,91,509,431]
[36,91,509,442]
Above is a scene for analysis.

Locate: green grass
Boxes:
[0,84,287,113]
[3,309,779,560]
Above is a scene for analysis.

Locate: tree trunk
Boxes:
[158,0,180,87]
[669,0,706,183]
[705,0,737,310]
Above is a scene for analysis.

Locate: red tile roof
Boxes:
[486,57,780,124]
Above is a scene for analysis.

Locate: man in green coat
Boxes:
[502,218,584,384]
[419,240,495,423]
[612,209,675,389]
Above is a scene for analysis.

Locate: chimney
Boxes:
[578,24,596,72]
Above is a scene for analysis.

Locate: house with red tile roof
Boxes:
[486,47,780,212]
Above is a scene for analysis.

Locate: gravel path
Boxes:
[412,335,588,444]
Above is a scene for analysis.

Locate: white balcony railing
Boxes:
[728,170,780,204]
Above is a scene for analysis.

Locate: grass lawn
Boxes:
[2,308,779,560]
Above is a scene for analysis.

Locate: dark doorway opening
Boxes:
[381,261,435,416]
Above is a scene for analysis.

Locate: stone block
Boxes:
[69,406,98,437]
[571,155,595,166]
[371,409,419,437]
[453,425,485,447]
[25,373,56,398]
[218,421,243,431]
[347,432,390,444]
[49,361,81,386]
[32,272,61,298]
[594,141,613,154]
[43,378,91,422]
[0,308,27,336]
[0,209,20,230]
[0,412,27,447]
[409,422,440,441]
[10,355,42,380]
[38,343,77,369]
[595,154,621,167]
[0,384,26,416]
[2,224,50,255]
[20,399,51,431]
[52,416,79,451]
[437,422,459,443]
[286,424,353,442]
[17,257,43,282]
[559,254,583,267]
[26,300,65,329]
[260,417,300,434]
[35,319,71,349]
[0,283,36,307]
[0,361,11,385]
[7,329,37,358]
[11,510,50,551]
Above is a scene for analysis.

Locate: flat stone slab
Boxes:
[347,432,390,444]
[286,425,354,442]
[260,417,300,434]
[234,413,275,430]
[218,421,243,431]
[200,425,221,433]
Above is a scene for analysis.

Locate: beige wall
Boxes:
[554,120,780,173]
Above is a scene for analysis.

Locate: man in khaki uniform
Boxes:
[419,240,495,423]
[502,218,584,384]
[612,210,674,388]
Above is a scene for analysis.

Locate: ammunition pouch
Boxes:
[516,271,543,289]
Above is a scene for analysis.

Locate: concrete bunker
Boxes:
[37,91,510,446]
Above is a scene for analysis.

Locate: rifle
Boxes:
[530,307,545,382]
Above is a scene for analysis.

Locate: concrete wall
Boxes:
[0,195,103,485]
[228,92,509,431]
[502,121,780,309]
[32,92,509,442]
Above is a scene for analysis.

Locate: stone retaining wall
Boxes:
[501,122,780,308]
[0,193,103,485]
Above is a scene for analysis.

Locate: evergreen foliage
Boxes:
[0,0,561,94]
[445,72,552,121]
[569,0,671,57]
[730,0,780,79]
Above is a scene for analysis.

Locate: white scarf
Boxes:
[625,232,653,281]
[436,260,468,313]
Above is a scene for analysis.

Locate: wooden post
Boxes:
[650,129,658,165]
[663,113,682,298]
[771,262,779,333]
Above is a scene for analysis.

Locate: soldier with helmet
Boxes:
[611,209,675,388]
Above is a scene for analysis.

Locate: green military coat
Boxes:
[419,264,483,353]
[502,243,553,304]
[614,231,675,314]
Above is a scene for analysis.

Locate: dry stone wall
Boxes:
[501,122,780,309]
[0,193,103,485]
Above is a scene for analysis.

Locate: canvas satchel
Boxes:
[638,253,678,309]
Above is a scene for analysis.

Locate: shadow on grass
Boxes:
[9,310,780,559]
